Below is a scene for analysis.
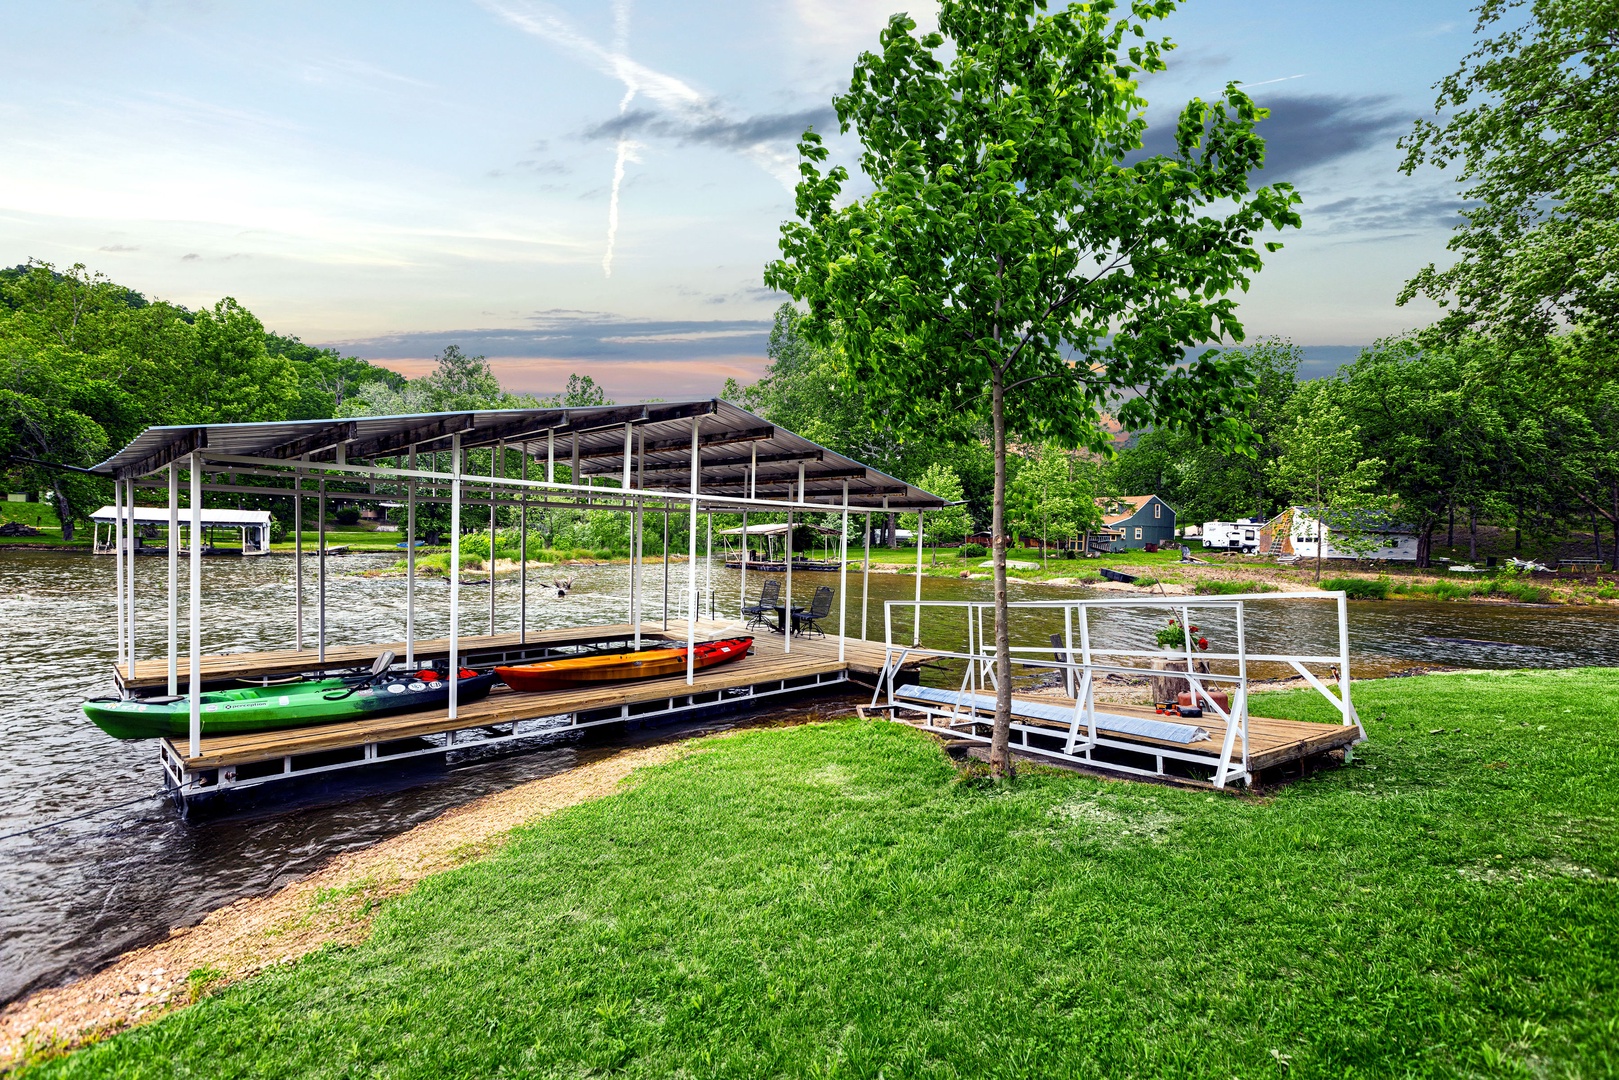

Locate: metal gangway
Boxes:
[871,591,1364,789]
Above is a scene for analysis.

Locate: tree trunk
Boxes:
[1417,522,1435,568]
[1469,506,1478,561]
[887,512,898,550]
[1594,509,1604,563]
[1612,482,1618,573]
[988,369,1014,777]
[1447,502,1454,547]
[51,478,75,542]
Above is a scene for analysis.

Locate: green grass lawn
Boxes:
[0,501,90,546]
[29,670,1619,1078]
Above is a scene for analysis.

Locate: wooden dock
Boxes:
[147,621,907,794]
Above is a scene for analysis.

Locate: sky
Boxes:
[0,0,1479,397]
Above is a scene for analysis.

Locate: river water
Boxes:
[0,548,1602,1004]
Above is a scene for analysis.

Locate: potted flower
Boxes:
[1154,617,1208,653]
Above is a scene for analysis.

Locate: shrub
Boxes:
[333,507,362,527]
[1193,579,1279,595]
[958,543,988,559]
[1132,576,1159,588]
[1323,577,1389,600]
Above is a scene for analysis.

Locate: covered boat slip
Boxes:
[90,402,946,805]
[872,592,1366,789]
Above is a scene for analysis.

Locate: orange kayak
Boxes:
[496,637,754,693]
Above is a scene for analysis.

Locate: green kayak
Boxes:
[84,664,498,740]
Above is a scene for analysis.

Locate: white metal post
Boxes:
[125,478,136,674]
[686,417,699,684]
[913,509,924,646]
[449,434,462,719]
[489,441,499,636]
[662,505,670,631]
[783,508,793,654]
[114,473,125,672]
[738,508,748,620]
[406,445,417,666]
[317,474,327,663]
[749,444,756,500]
[861,510,872,640]
[187,453,203,759]
[1338,593,1359,732]
[167,462,178,695]
[546,428,555,484]
[1063,605,1075,698]
[294,463,303,650]
[518,449,527,646]
[633,428,644,648]
[705,511,713,622]
[838,480,849,661]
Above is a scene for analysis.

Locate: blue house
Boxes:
[1095,495,1176,550]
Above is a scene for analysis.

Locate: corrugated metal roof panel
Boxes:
[92,400,948,509]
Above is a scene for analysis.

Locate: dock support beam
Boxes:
[114,474,125,673]
[784,507,793,655]
[861,510,872,641]
[838,480,849,661]
[317,473,327,663]
[125,478,136,674]
[294,463,303,651]
[518,448,527,645]
[449,433,462,718]
[913,509,924,646]
[188,452,202,760]
[686,416,698,684]
[406,445,417,665]
[168,462,179,695]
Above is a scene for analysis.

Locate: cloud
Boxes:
[1309,189,1469,236]
[582,106,835,149]
[98,244,138,252]
[323,311,774,363]
[180,252,200,261]
[1137,93,1412,179]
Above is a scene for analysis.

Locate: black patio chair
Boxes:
[743,578,781,630]
[791,586,834,637]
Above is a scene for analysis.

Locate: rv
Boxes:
[1201,518,1262,553]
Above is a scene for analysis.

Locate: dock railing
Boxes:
[871,591,1361,788]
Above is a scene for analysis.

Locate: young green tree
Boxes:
[1399,0,1619,340]
[1269,382,1388,581]
[898,462,972,561]
[765,0,1300,774]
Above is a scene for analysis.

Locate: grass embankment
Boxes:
[0,502,88,547]
[871,544,1619,605]
[25,669,1618,1078]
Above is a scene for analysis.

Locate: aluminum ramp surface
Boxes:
[894,684,1210,744]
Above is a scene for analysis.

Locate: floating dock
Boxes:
[129,621,908,801]
[889,684,1361,786]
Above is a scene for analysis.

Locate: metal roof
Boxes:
[92,399,948,510]
[90,506,272,527]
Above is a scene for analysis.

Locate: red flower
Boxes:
[1197,637,1209,649]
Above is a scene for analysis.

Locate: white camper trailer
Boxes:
[1201,518,1262,553]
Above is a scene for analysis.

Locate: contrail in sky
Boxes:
[602,0,635,278]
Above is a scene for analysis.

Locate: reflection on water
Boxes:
[0,548,1605,1003]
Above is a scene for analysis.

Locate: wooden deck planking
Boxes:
[122,618,897,689]
[165,627,905,769]
[902,692,1359,773]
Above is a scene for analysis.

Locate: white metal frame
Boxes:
[102,409,947,808]
[871,591,1363,789]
